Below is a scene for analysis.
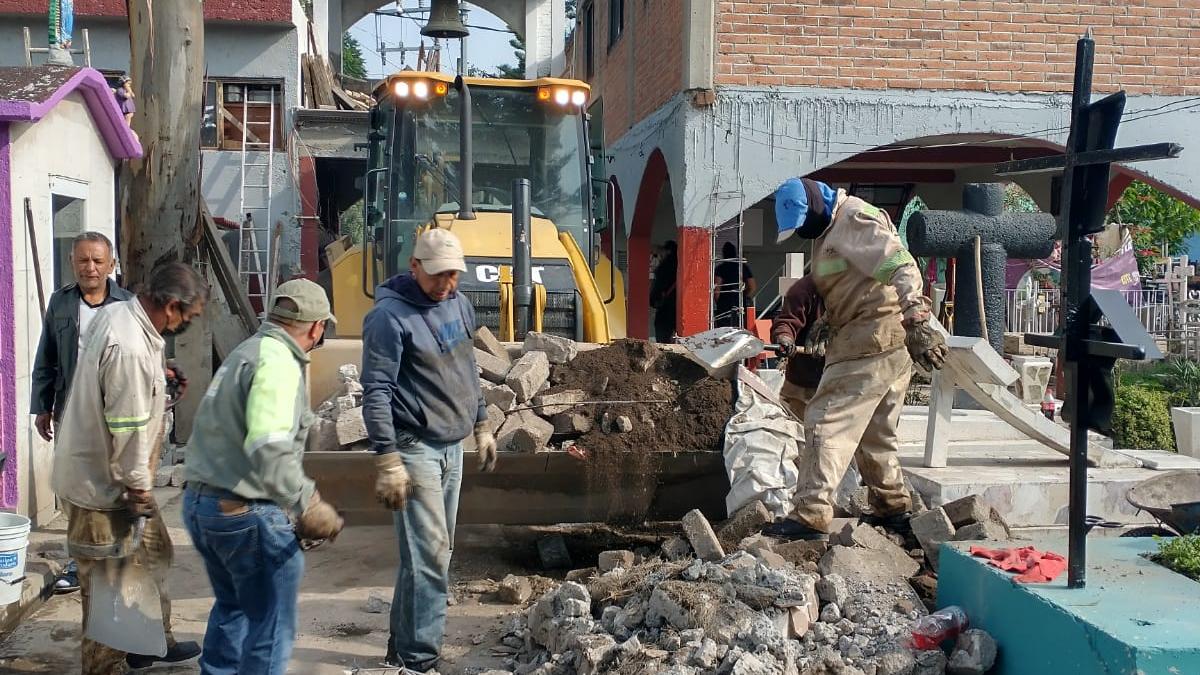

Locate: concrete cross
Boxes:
[908,183,1057,355]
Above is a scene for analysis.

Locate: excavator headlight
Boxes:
[571,89,587,107]
[413,80,430,99]
[554,88,571,106]
[393,81,410,98]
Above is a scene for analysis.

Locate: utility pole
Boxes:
[120,0,210,440]
[119,0,205,284]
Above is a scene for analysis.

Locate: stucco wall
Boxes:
[5,93,118,523]
[0,18,303,275]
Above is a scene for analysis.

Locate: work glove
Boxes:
[374,452,411,511]
[475,423,498,473]
[904,320,948,372]
[125,488,157,518]
[804,317,831,358]
[775,335,797,358]
[165,359,188,408]
[296,491,344,542]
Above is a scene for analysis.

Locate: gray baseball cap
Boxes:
[270,278,337,324]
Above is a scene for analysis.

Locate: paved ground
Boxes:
[0,487,525,674]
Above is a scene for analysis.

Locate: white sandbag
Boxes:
[723,367,801,519]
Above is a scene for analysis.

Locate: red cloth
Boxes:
[969,545,1068,583]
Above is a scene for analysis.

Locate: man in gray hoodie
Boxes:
[362,228,498,673]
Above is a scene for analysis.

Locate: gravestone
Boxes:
[908,184,1057,356]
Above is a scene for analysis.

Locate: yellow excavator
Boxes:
[301,71,735,527]
[325,71,626,341]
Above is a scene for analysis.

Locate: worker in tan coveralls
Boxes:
[51,262,208,674]
[765,178,948,541]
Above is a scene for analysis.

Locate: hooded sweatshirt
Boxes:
[361,273,487,453]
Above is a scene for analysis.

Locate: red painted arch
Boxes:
[627,149,670,339]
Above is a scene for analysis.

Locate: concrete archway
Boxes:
[627,149,670,340]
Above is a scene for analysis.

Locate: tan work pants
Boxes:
[789,348,912,532]
[68,505,177,675]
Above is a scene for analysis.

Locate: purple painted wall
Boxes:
[0,123,15,509]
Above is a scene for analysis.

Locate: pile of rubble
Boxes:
[480,499,1002,675]
[307,330,732,457]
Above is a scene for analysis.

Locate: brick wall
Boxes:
[716,0,1200,95]
[0,0,293,24]
[566,0,685,146]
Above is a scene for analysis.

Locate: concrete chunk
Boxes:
[818,546,915,587]
[335,406,368,446]
[523,331,579,364]
[497,574,533,604]
[551,412,592,436]
[717,500,772,552]
[506,410,555,453]
[531,389,586,416]
[505,351,550,402]
[911,507,956,570]
[941,494,991,528]
[660,536,692,560]
[774,539,829,567]
[483,404,506,435]
[476,348,512,384]
[952,520,1010,542]
[481,381,518,411]
[948,629,998,675]
[681,509,726,561]
[598,550,636,572]
[837,522,921,578]
[474,325,511,364]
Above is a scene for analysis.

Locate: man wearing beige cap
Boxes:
[184,278,344,674]
[361,227,496,672]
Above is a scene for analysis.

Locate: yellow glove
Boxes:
[374,452,411,510]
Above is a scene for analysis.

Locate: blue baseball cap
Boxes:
[775,177,809,243]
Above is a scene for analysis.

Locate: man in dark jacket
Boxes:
[361,228,497,673]
[31,232,132,441]
[30,231,132,596]
[771,274,827,422]
[650,240,678,342]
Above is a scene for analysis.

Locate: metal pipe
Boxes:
[456,76,475,220]
[512,178,533,339]
[1064,30,1096,590]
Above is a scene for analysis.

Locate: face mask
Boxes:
[162,320,192,337]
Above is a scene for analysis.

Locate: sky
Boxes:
[346,2,520,79]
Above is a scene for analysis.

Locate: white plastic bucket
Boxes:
[0,512,32,605]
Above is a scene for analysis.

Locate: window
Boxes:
[608,0,624,49]
[584,2,595,78]
[200,78,284,150]
[49,177,89,290]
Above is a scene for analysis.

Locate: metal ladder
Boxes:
[237,87,276,308]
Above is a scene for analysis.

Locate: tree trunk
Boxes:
[120,0,204,287]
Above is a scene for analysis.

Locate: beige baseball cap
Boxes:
[270,278,337,324]
[413,228,467,275]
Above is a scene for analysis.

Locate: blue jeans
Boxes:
[182,487,304,675]
[388,439,464,669]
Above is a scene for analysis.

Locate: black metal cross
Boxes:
[995,30,1181,589]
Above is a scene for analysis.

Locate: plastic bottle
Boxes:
[1041,390,1056,421]
[910,606,969,650]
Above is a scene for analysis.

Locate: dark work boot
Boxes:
[762,518,829,541]
[126,641,201,669]
[860,511,913,535]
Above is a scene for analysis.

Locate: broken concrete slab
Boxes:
[947,628,997,675]
[836,522,921,578]
[661,536,692,561]
[681,509,726,561]
[505,351,551,402]
[598,550,636,572]
[335,406,368,446]
[481,381,518,411]
[818,546,917,587]
[773,539,829,567]
[911,507,956,571]
[474,325,511,365]
[476,348,512,384]
[716,500,772,553]
[484,404,506,435]
[752,549,789,570]
[531,389,586,416]
[816,573,852,607]
[551,412,592,436]
[524,331,579,364]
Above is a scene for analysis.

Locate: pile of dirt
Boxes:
[546,339,734,524]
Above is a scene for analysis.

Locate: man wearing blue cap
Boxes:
[765,178,948,540]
